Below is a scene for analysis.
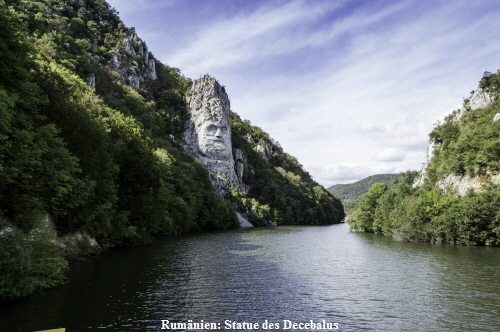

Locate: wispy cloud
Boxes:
[165,0,417,77]
[166,1,341,75]
[108,0,500,185]
[107,0,172,12]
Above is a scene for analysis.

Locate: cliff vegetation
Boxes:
[348,71,500,246]
[230,113,344,226]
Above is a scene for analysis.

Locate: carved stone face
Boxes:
[195,117,231,160]
[183,75,243,194]
[186,76,233,162]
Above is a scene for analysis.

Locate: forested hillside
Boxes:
[230,113,344,226]
[348,71,500,246]
[0,0,343,300]
[327,174,399,201]
[327,174,399,214]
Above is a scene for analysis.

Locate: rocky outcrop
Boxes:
[110,33,157,90]
[233,148,245,183]
[436,172,500,196]
[468,88,496,110]
[43,214,100,256]
[451,88,495,122]
[237,213,254,227]
[413,141,439,187]
[85,73,95,90]
[256,142,272,161]
[58,230,101,257]
[415,87,497,190]
[183,75,246,195]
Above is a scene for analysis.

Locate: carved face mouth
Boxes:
[206,141,224,148]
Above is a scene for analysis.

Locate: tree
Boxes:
[350,183,388,232]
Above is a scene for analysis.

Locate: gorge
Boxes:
[2,2,500,331]
[0,0,343,300]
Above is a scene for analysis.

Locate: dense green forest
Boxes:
[0,0,343,300]
[230,113,344,226]
[348,71,500,246]
[327,174,399,214]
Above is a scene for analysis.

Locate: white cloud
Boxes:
[310,163,397,186]
[107,0,500,186]
[166,1,340,76]
[372,148,406,162]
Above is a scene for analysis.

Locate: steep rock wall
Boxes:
[451,88,495,123]
[183,75,246,195]
[109,33,157,90]
[436,172,500,196]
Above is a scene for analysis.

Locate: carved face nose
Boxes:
[215,127,222,138]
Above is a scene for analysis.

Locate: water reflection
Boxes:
[1,224,500,331]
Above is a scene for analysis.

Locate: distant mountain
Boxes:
[327,174,400,201]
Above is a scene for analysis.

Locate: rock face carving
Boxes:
[183,75,244,194]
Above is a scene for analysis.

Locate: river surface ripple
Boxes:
[1,223,500,331]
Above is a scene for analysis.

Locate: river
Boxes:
[1,223,500,331]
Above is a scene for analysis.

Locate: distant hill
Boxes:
[327,174,400,201]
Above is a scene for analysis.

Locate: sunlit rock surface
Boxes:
[413,141,439,188]
[436,172,500,196]
[183,75,245,195]
[451,88,495,123]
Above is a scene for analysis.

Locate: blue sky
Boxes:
[107,0,500,187]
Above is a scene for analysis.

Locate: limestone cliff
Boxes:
[109,33,157,90]
[183,75,246,195]
[435,172,500,196]
[414,83,499,194]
